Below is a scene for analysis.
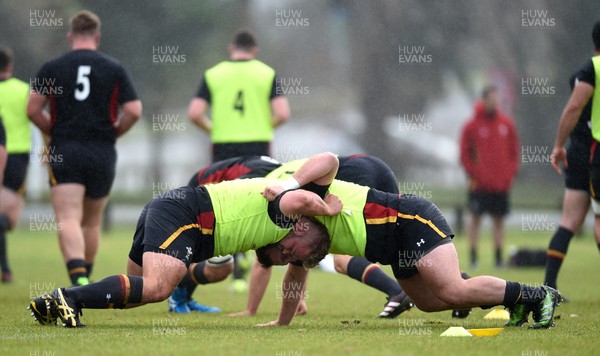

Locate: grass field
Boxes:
[1,224,599,355]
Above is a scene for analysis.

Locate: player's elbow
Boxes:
[188,98,207,122]
[123,100,142,121]
[275,109,290,124]
[564,103,583,118]
[320,152,339,169]
[271,97,290,126]
[26,101,40,120]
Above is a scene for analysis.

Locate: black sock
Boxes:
[85,263,94,279]
[347,257,402,297]
[495,248,503,266]
[179,262,209,299]
[503,281,547,307]
[544,226,574,289]
[0,213,10,273]
[470,248,477,265]
[179,273,197,299]
[66,259,87,285]
[597,242,600,253]
[232,253,246,279]
[67,274,143,309]
[502,281,522,307]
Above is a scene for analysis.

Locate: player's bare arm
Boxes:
[26,92,52,135]
[256,264,308,327]
[115,100,142,137]
[279,190,342,217]
[552,81,594,174]
[188,97,211,133]
[262,152,339,200]
[270,96,290,128]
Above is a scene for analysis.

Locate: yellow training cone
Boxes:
[484,309,510,320]
[467,328,504,337]
[440,327,473,337]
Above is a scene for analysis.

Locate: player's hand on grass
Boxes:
[227,310,255,317]
[255,320,283,327]
[551,146,567,175]
[324,194,343,216]
[262,185,285,201]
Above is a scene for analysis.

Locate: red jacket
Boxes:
[459,101,520,193]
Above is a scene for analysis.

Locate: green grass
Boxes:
[1,224,599,355]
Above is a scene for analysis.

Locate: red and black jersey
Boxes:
[188,156,282,186]
[32,49,138,145]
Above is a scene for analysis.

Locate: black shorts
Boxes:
[48,142,116,199]
[337,155,399,193]
[364,190,454,280]
[212,142,270,162]
[391,194,454,279]
[128,186,215,268]
[564,139,590,192]
[468,191,509,216]
[3,153,29,194]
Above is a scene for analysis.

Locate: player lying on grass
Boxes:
[28,153,342,327]
[176,154,414,318]
[253,154,562,329]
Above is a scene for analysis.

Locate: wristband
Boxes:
[280,177,300,191]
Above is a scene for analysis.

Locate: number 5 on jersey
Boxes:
[233,90,244,115]
[75,65,91,101]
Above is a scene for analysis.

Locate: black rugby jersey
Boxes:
[32,50,138,145]
[568,59,595,146]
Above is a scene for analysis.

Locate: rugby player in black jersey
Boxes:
[27,10,142,286]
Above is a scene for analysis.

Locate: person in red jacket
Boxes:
[460,86,520,268]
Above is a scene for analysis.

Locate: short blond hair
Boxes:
[70,10,101,35]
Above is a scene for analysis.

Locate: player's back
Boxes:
[34,50,134,144]
[205,60,276,143]
[190,155,282,186]
[204,178,290,256]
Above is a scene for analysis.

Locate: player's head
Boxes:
[68,10,101,44]
[481,85,498,114]
[229,30,258,58]
[593,21,600,50]
[256,217,331,269]
[0,46,14,74]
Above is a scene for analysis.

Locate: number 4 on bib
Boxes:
[233,90,244,115]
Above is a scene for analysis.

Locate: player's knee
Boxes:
[205,255,234,282]
[143,280,175,302]
[410,297,438,312]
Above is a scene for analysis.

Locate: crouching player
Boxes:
[255,154,562,329]
[28,153,340,327]
[176,154,414,318]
